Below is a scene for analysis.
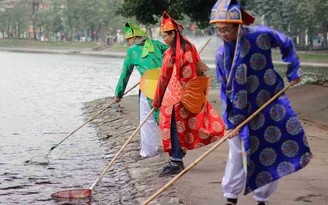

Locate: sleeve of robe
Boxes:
[114,49,134,99]
[268,27,302,82]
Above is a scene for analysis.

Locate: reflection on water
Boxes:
[0,52,139,204]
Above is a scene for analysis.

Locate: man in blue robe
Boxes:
[210,1,312,205]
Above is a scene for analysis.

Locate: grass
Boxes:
[271,49,328,63]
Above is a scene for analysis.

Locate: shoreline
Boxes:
[1,46,328,68]
[83,84,328,204]
[83,95,182,204]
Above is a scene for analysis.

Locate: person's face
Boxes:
[161,31,175,47]
[126,37,134,46]
[215,23,238,43]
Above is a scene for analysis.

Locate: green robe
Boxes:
[115,39,168,123]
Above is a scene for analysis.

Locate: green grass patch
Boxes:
[272,49,328,63]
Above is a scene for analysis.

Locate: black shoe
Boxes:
[258,202,266,205]
[226,198,237,205]
[159,161,183,177]
[176,160,185,169]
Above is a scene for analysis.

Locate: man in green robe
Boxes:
[114,22,168,158]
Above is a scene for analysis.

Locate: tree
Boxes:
[247,0,328,49]
[29,0,43,40]
[118,0,217,29]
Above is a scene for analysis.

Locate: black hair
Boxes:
[164,30,192,56]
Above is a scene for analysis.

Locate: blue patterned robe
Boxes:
[215,25,312,194]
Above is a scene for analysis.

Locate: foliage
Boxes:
[0,0,327,49]
[246,0,328,48]
[0,0,127,41]
[118,0,217,29]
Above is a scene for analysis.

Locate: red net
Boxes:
[51,189,92,199]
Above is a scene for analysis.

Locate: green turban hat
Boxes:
[124,22,146,39]
[124,22,154,57]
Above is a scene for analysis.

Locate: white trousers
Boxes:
[222,136,278,202]
[139,92,160,157]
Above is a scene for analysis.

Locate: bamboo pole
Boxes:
[90,107,156,190]
[142,84,292,205]
[26,83,140,163]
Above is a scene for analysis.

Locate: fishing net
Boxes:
[24,155,50,165]
[51,189,92,199]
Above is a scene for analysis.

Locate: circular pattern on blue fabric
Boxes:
[264,126,282,143]
[256,90,271,107]
[250,53,267,71]
[300,152,312,167]
[247,160,255,178]
[241,39,251,58]
[260,148,277,166]
[235,64,247,85]
[275,82,284,93]
[303,134,309,147]
[256,171,273,188]
[246,75,259,94]
[264,69,277,86]
[277,161,295,177]
[249,135,260,154]
[270,104,286,122]
[249,113,265,131]
[233,90,248,110]
[256,33,271,50]
[233,114,246,125]
[286,117,303,136]
[281,140,299,157]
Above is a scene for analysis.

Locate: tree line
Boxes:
[0,0,327,49]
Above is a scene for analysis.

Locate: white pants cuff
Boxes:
[223,193,238,199]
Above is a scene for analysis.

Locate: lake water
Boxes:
[0,50,327,205]
[0,51,140,205]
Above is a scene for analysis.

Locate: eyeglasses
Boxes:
[215,25,235,35]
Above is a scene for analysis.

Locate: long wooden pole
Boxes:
[26,83,140,163]
[89,37,212,193]
[198,38,211,53]
[46,82,140,157]
[90,107,156,190]
[142,84,292,205]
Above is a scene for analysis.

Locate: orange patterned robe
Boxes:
[152,44,225,154]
